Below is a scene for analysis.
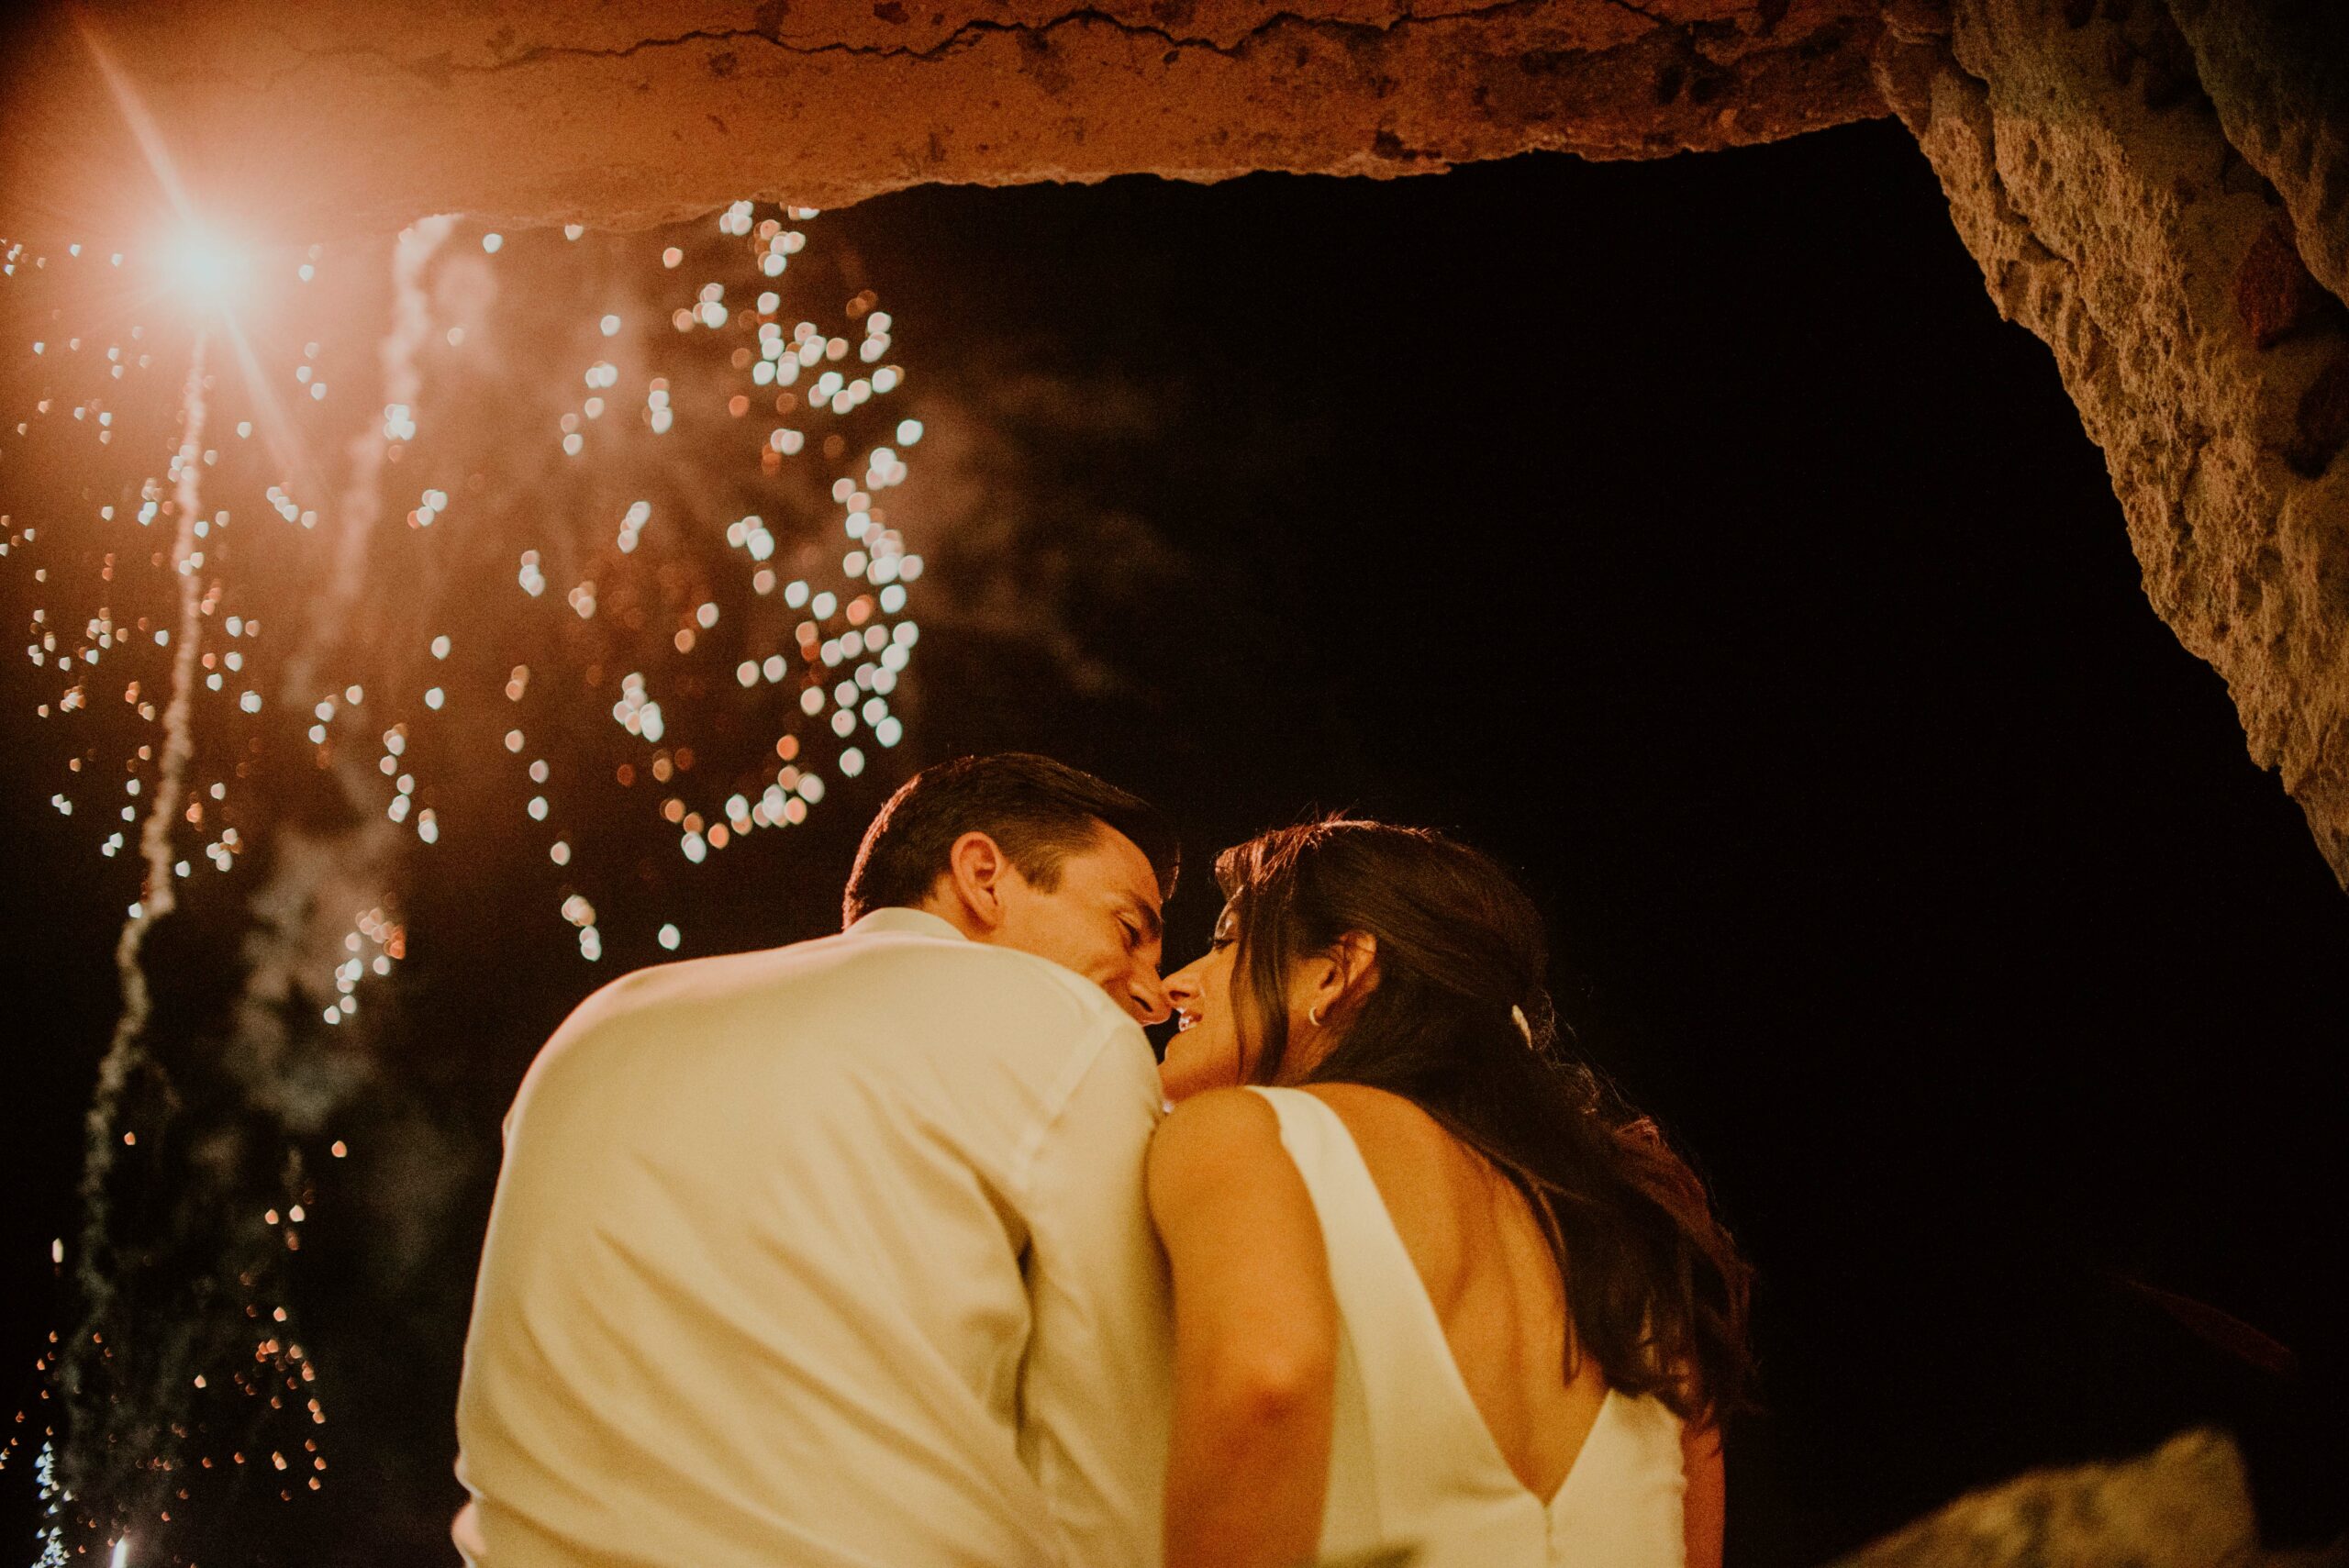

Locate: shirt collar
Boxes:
[846,906,968,943]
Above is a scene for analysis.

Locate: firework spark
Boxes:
[5,199,937,1555]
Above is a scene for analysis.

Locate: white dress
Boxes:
[1247,1086,1689,1568]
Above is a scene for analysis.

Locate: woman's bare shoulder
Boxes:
[1152,1086,1314,1187]
[1153,1085,1283,1155]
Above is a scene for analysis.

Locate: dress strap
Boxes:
[1243,1087,1525,1518]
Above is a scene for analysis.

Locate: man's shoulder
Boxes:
[572,921,1130,1037]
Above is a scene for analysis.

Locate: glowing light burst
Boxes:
[2,199,933,1552]
[161,228,245,313]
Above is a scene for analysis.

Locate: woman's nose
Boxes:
[1162,957,1203,1011]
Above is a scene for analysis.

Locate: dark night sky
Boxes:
[8,117,2347,1562]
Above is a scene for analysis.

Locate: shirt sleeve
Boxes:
[1015,1013,1174,1568]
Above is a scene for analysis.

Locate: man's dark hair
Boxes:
[842,753,1179,926]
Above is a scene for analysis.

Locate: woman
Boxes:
[1149,820,1752,1568]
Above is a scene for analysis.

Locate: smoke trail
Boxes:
[233,215,456,1122]
[332,215,453,618]
[288,214,454,702]
[64,328,210,1474]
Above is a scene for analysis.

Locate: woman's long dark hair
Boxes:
[1219,818,1753,1427]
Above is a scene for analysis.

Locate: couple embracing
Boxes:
[454,753,1753,1568]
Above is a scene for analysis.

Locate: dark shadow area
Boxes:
[852,118,2349,1562]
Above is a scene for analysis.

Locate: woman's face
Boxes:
[1160,903,1248,1102]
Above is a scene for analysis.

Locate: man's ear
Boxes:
[942,830,1013,932]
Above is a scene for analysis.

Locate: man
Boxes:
[454,754,1179,1568]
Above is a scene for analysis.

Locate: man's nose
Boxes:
[1126,965,1172,1027]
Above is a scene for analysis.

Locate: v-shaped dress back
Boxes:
[1245,1086,1688,1568]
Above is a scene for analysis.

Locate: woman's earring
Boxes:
[1308,1003,1325,1028]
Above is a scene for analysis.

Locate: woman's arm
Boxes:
[1682,1419,1725,1568]
[1147,1088,1338,1568]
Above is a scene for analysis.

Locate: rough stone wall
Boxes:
[1875,0,2349,885]
[2167,0,2349,307]
[0,0,1886,241]
[1829,1429,2261,1568]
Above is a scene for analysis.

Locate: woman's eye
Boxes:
[1208,935,1234,953]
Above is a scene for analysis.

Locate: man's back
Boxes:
[456,908,1173,1568]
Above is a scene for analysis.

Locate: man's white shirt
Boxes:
[455,907,1174,1568]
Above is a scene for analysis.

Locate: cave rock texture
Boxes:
[5,0,2345,882]
[1875,0,2349,884]
[0,0,1890,234]
[1828,1429,2325,1568]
